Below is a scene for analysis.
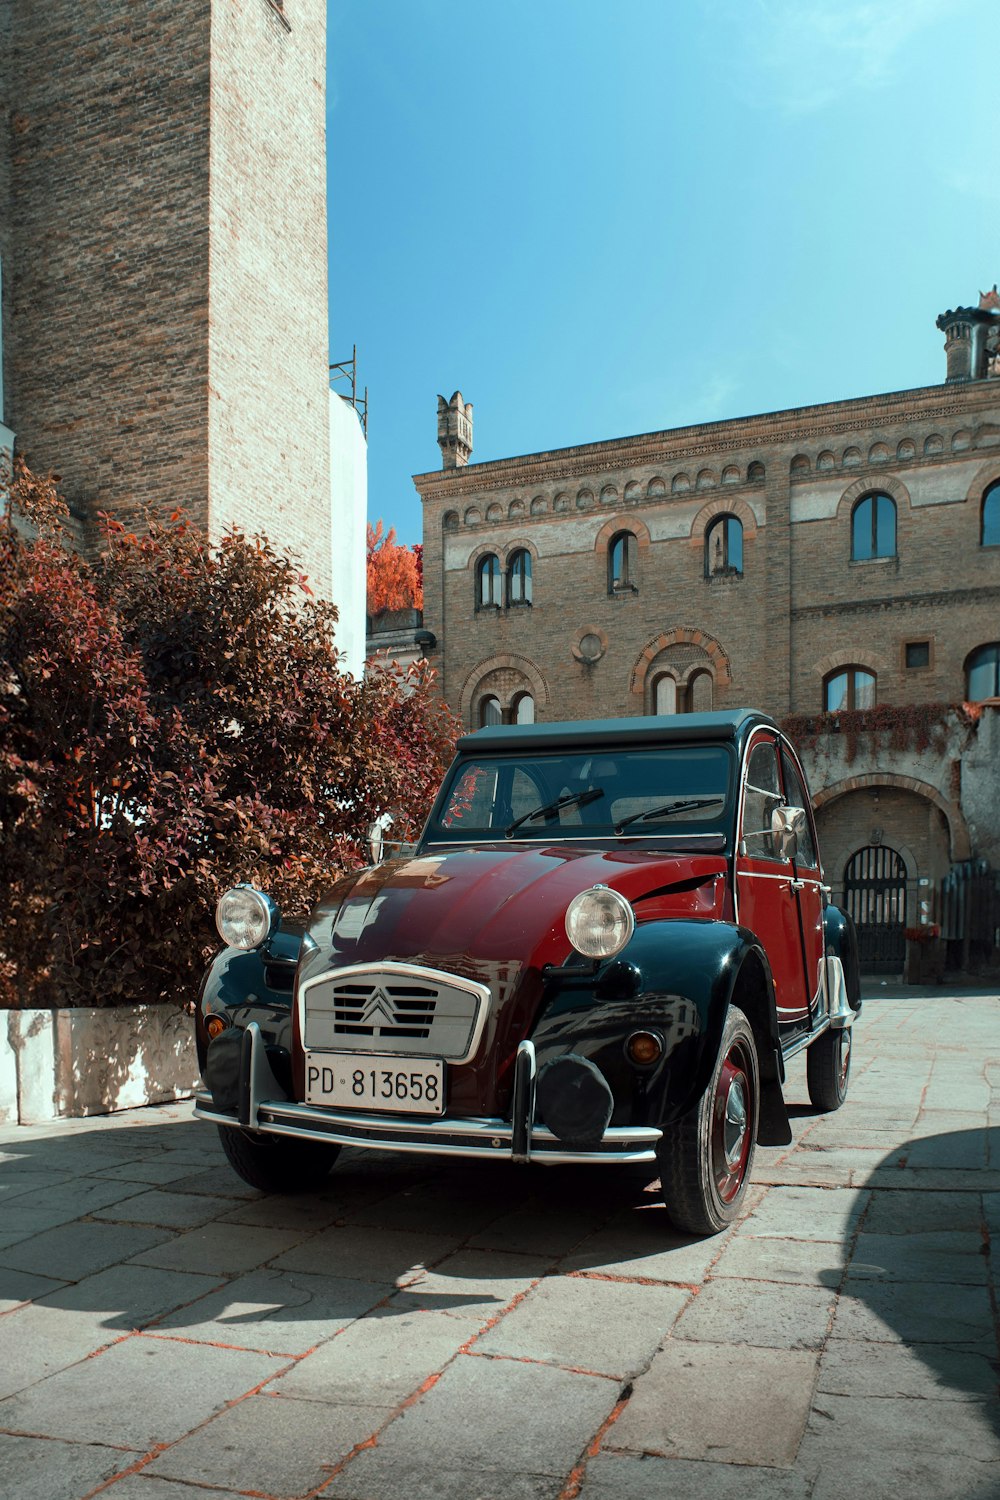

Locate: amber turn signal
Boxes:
[626,1030,663,1066]
[205,1014,229,1040]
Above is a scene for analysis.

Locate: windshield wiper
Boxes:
[504,788,605,838]
[615,796,724,833]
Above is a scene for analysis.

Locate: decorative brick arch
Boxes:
[812,773,970,861]
[460,653,549,725]
[964,456,1000,503]
[593,515,652,554]
[501,538,539,566]
[811,646,890,680]
[629,627,732,700]
[834,473,912,520]
[689,494,759,546]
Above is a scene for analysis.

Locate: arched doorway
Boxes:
[843,845,907,972]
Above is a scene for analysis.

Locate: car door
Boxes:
[736,733,811,1023]
[779,745,825,1018]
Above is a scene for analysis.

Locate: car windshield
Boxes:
[424,745,733,845]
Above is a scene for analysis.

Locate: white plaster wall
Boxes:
[0,1006,198,1124]
[960,705,1000,865]
[329,392,368,678]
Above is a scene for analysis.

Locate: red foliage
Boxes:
[366,520,423,615]
[0,461,460,1008]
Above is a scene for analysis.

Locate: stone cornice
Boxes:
[792,584,1000,620]
[412,381,1000,502]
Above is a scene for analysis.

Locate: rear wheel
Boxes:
[658,1007,760,1236]
[217,1125,341,1193]
[806,1025,851,1112]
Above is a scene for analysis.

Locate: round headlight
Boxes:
[565,885,635,960]
[215,886,277,951]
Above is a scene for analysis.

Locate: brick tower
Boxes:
[0,0,334,596]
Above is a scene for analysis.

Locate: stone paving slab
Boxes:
[153,1266,388,1354]
[145,1392,392,1496]
[0,1432,132,1500]
[0,988,997,1499]
[267,1302,488,1405]
[673,1276,837,1348]
[0,1334,289,1450]
[817,1338,999,1401]
[364,1353,620,1475]
[605,1340,819,1466]
[580,1453,813,1498]
[474,1273,689,1377]
[0,1220,172,1281]
[325,1456,565,1500]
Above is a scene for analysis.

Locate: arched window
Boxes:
[478,694,502,726]
[476,553,501,608]
[652,675,677,715]
[608,531,637,593]
[965,643,1000,701]
[851,493,896,560]
[689,670,714,712]
[512,692,535,724]
[508,549,532,605]
[705,514,743,576]
[982,481,1000,547]
[824,667,876,712]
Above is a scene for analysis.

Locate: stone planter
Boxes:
[0,1005,198,1125]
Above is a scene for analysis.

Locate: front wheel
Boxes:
[806,1025,852,1112]
[658,1007,760,1236]
[217,1125,341,1193]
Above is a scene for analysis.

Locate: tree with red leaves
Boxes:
[366,520,423,615]
[0,462,458,1009]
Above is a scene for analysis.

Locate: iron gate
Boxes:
[844,845,907,972]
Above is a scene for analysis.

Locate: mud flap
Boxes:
[757,1077,793,1146]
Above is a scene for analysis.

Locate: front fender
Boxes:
[531,918,779,1133]
[195,923,303,1076]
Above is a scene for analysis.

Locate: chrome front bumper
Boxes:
[195,1025,661,1167]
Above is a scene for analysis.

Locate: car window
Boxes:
[780,750,818,870]
[428,746,733,843]
[741,739,782,861]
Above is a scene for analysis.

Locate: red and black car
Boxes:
[195,709,860,1234]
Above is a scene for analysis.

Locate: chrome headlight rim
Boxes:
[215,885,279,952]
[564,884,635,961]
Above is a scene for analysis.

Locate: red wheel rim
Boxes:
[712,1044,753,1204]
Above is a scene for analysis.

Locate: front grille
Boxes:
[302,963,489,1062]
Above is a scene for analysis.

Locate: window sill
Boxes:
[608,584,638,598]
[849,554,897,567]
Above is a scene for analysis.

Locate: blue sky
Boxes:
[328,0,995,546]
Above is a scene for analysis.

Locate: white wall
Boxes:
[329,391,368,677]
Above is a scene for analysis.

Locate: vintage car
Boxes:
[194,709,860,1234]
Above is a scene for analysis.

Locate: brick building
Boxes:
[0,0,364,656]
[412,296,1000,970]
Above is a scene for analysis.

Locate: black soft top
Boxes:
[458,709,777,756]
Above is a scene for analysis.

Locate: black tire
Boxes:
[217,1125,341,1193]
[806,1025,852,1112]
[658,1007,760,1236]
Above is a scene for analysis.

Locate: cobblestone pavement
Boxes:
[1,986,998,1500]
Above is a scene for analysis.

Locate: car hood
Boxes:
[297,842,728,1117]
[304,842,728,974]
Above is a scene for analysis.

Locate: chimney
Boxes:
[437,391,473,468]
[936,289,1000,382]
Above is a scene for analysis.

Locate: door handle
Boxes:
[789,879,806,891]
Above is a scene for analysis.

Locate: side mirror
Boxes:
[771,804,807,861]
[367,814,394,865]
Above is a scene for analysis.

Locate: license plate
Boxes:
[304,1053,445,1116]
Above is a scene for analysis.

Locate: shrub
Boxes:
[0,462,459,1008]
